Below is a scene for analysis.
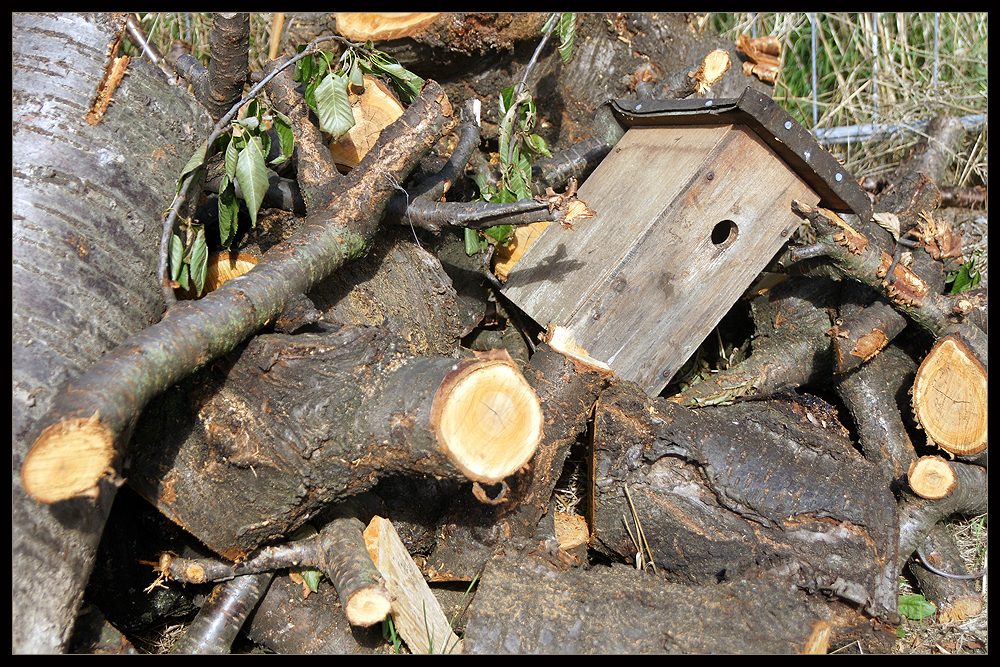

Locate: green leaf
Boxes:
[507,152,533,201]
[217,174,239,249]
[169,232,185,281]
[293,45,313,83]
[271,109,295,166]
[557,13,577,63]
[236,136,269,224]
[464,228,488,256]
[946,248,982,294]
[314,72,356,140]
[898,594,936,620]
[176,265,189,291]
[224,134,240,179]
[294,568,323,593]
[524,133,551,158]
[177,140,210,191]
[189,227,208,297]
[483,224,515,246]
[235,115,260,132]
[368,51,423,103]
[348,59,364,88]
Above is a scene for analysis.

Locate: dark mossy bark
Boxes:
[462,540,896,654]
[593,381,900,621]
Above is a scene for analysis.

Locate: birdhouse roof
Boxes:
[592,87,872,221]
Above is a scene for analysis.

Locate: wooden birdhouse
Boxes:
[502,87,872,396]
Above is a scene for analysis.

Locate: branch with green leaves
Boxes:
[164,35,425,301]
[465,12,577,256]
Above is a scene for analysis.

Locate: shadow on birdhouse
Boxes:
[502,86,872,396]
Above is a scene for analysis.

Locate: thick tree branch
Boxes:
[21,80,457,505]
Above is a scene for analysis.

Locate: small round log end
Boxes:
[435,354,543,484]
[21,413,115,503]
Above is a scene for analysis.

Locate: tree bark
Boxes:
[12,12,214,652]
[462,540,895,654]
[127,324,542,558]
[593,381,901,622]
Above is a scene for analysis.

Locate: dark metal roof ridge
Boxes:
[592,87,872,220]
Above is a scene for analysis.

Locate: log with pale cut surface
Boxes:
[126,324,542,558]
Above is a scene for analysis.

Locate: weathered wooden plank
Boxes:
[504,124,730,324]
[503,123,820,395]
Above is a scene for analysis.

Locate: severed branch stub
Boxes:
[907,456,958,500]
[157,517,391,628]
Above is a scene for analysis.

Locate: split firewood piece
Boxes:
[737,34,781,84]
[334,13,441,42]
[911,335,988,459]
[329,75,406,171]
[908,456,958,500]
[365,516,463,654]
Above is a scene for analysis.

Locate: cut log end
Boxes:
[907,456,958,500]
[334,13,441,42]
[329,75,406,171]
[912,336,988,457]
[21,413,115,503]
[434,352,542,484]
[344,585,393,627]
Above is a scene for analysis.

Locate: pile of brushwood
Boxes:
[13,13,985,654]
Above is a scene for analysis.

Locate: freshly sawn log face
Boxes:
[20,79,457,506]
[911,335,988,458]
[127,325,542,558]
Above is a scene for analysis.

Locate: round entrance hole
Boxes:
[711,219,738,247]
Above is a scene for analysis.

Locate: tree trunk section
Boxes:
[593,381,900,621]
[462,540,895,654]
[12,12,213,652]
[127,324,542,558]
